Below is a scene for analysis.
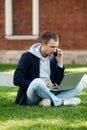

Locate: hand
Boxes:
[45,81,54,87]
[55,48,63,64]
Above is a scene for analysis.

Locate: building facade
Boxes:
[0,0,87,64]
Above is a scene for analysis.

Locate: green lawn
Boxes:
[0,87,87,130]
[0,64,17,72]
[0,64,87,130]
[0,64,87,73]
[65,64,87,73]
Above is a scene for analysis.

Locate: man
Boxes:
[13,31,83,106]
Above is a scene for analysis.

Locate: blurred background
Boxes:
[0,0,87,64]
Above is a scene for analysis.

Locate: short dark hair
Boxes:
[40,31,58,43]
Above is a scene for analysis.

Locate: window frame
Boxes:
[5,0,39,40]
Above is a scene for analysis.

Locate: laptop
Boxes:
[48,72,85,91]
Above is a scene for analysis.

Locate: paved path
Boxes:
[0,72,14,87]
[0,72,87,87]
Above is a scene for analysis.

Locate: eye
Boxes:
[50,46,56,49]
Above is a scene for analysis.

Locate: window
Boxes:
[5,0,39,40]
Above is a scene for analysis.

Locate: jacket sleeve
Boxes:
[13,52,31,89]
[50,56,65,85]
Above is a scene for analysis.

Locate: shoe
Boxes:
[39,99,51,107]
[63,97,81,106]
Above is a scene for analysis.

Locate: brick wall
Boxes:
[0,0,87,64]
[40,0,87,50]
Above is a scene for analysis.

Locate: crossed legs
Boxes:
[26,78,83,106]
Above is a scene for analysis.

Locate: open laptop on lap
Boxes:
[48,72,85,91]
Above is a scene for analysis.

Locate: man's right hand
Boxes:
[45,81,54,87]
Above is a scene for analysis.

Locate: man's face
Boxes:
[43,38,59,56]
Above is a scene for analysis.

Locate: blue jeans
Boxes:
[26,78,83,106]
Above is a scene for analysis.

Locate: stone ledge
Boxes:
[0,50,87,64]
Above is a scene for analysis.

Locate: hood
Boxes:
[29,43,51,60]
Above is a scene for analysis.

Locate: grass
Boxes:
[0,64,87,73]
[0,64,87,130]
[65,64,87,73]
[0,87,87,130]
[0,64,17,72]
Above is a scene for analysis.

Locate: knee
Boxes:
[29,78,45,89]
[32,78,44,85]
[27,78,45,95]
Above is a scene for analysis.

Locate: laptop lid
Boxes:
[57,72,85,91]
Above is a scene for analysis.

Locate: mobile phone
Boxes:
[53,49,58,57]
